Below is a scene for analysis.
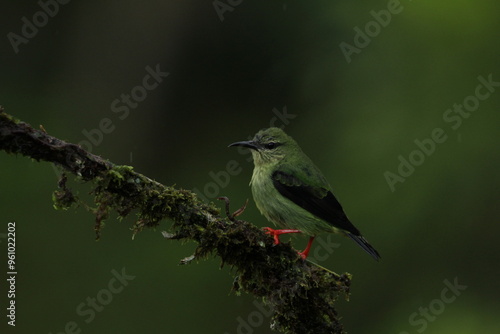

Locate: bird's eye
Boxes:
[265,142,277,149]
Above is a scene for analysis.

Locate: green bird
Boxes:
[229,127,380,260]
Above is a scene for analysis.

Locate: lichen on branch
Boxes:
[0,107,351,334]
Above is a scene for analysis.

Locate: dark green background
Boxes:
[1,1,499,333]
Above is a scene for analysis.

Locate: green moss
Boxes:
[49,163,350,332]
[87,164,220,239]
[52,189,77,210]
[52,173,77,210]
[54,163,350,333]
[0,106,21,124]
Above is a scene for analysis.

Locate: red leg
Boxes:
[262,227,302,245]
[298,236,315,259]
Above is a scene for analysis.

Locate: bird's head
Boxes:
[229,127,296,166]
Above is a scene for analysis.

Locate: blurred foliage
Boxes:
[1,0,499,333]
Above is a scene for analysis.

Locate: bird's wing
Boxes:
[271,169,361,235]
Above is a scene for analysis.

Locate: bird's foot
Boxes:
[262,227,302,245]
[297,236,315,259]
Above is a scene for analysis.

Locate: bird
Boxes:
[228,127,380,261]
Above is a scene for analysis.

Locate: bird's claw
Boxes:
[262,227,303,244]
[297,251,307,260]
[262,227,281,245]
[262,227,274,233]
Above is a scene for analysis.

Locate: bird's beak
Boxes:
[228,140,259,150]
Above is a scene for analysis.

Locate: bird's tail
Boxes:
[347,233,381,261]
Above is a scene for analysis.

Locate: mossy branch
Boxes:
[0,107,351,334]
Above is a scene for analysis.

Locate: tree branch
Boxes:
[0,107,351,334]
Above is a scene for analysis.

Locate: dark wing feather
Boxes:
[272,170,381,260]
[272,170,360,235]
[346,233,381,261]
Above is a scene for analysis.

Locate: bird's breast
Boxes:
[250,167,285,224]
